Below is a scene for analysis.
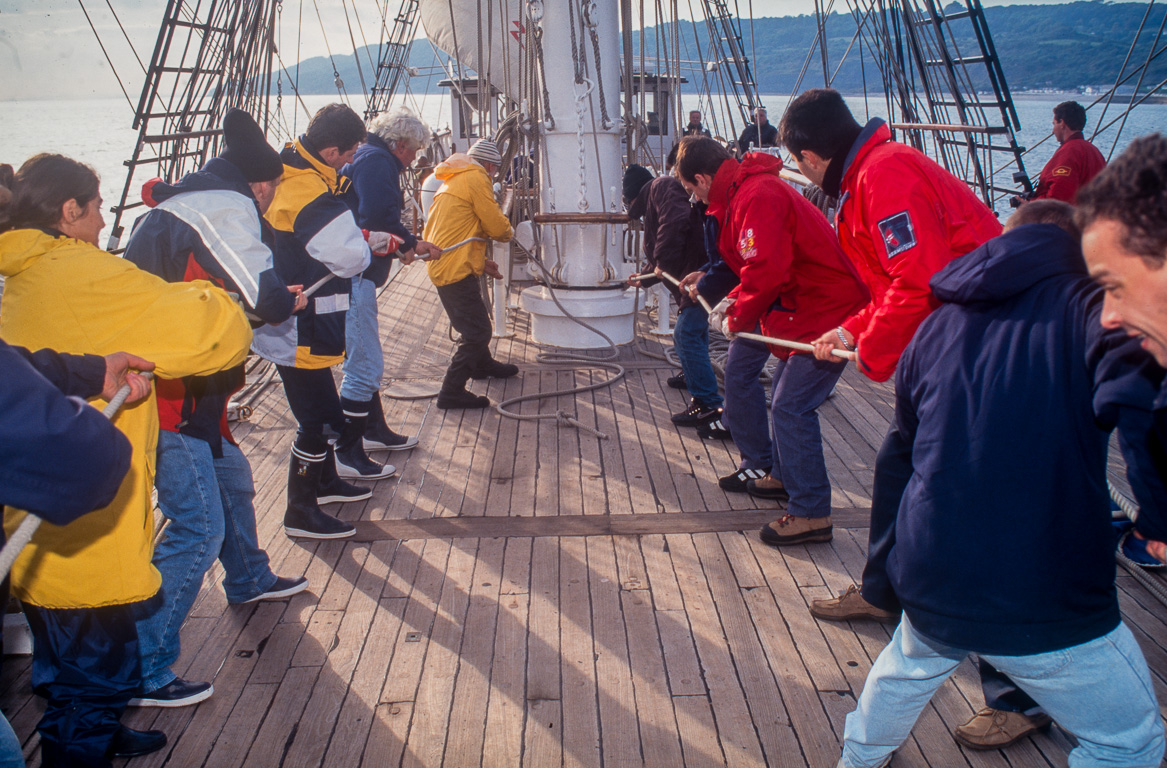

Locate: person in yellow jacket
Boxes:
[422,139,516,409]
[0,154,251,767]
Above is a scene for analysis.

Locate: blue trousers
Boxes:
[24,602,141,768]
[841,616,1165,768]
[673,305,722,408]
[722,335,772,471]
[769,353,846,518]
[134,431,277,691]
[340,276,383,403]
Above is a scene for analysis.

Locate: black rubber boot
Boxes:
[284,444,356,539]
[317,445,373,504]
[335,397,397,479]
[470,359,520,380]
[436,387,491,409]
[363,395,419,452]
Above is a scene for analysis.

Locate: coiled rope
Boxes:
[493,239,625,440]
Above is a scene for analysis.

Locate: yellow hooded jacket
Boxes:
[0,229,251,608]
[423,154,514,287]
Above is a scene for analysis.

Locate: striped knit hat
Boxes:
[467,138,503,167]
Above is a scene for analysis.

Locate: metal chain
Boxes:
[575,79,592,210]
[582,1,612,129]
[275,1,284,117]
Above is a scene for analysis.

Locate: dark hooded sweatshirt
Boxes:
[883,223,1164,655]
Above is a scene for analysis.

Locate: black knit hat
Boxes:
[622,164,654,205]
[219,109,283,182]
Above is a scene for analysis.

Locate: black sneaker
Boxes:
[238,576,309,604]
[666,371,687,389]
[107,726,166,759]
[129,677,213,708]
[671,398,718,426]
[718,468,767,493]
[697,415,731,440]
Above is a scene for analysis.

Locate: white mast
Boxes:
[517,0,638,348]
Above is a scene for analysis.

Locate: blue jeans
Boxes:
[134,431,277,691]
[673,305,722,408]
[0,715,23,768]
[340,276,383,402]
[841,615,1165,768]
[770,353,845,518]
[723,334,772,471]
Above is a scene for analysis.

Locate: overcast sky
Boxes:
[0,0,1071,104]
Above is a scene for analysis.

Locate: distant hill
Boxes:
[281,2,1165,95]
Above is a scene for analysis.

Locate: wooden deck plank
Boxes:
[587,536,644,765]
[622,589,685,766]
[656,608,707,697]
[672,695,728,768]
[442,537,506,767]
[482,593,530,768]
[400,538,477,768]
[559,536,602,768]
[665,533,768,768]
[690,532,802,767]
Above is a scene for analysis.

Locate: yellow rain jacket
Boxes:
[423,154,514,287]
[0,229,251,608]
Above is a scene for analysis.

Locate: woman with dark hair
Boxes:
[0,154,252,767]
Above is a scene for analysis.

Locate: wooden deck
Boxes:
[5,263,1167,767]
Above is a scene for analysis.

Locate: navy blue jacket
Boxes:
[695,212,738,306]
[0,341,131,525]
[883,224,1163,655]
[342,133,418,287]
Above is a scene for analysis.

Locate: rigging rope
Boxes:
[76,0,136,112]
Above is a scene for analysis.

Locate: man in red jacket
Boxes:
[778,88,1000,616]
[778,88,1002,383]
[1028,101,1106,203]
[675,137,868,545]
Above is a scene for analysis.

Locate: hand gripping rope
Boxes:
[628,269,857,361]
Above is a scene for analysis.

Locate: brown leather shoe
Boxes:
[746,474,790,500]
[759,514,832,546]
[954,708,1052,750]
[810,584,899,623]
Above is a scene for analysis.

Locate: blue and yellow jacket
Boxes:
[252,138,370,368]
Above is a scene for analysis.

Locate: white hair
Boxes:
[369,107,432,152]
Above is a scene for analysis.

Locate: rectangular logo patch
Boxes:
[315,293,350,315]
[877,211,917,258]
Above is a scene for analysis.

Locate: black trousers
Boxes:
[24,602,142,768]
[276,365,344,450]
[435,274,493,392]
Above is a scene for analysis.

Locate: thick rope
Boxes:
[494,241,625,440]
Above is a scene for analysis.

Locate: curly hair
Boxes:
[1075,133,1167,267]
[369,107,431,153]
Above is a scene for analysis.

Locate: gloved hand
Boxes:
[364,230,405,257]
[708,296,736,338]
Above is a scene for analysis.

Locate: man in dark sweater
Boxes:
[837,199,1166,767]
[623,153,723,429]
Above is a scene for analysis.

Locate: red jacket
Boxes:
[707,154,869,359]
[836,120,1002,381]
[1033,133,1106,202]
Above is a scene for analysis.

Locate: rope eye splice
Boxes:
[0,372,156,581]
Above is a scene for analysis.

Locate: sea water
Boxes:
[2,92,1164,235]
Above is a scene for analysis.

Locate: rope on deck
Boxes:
[495,242,626,440]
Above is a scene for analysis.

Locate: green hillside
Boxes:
[281,1,1164,95]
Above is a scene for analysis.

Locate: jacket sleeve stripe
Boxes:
[303,207,372,278]
[156,190,268,306]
